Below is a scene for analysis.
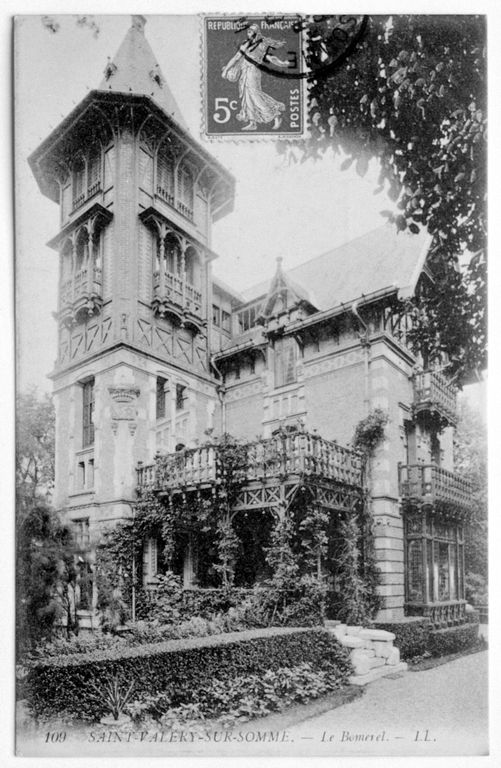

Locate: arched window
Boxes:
[164,233,182,276]
[75,229,88,272]
[184,245,200,287]
[157,147,174,203]
[177,162,194,218]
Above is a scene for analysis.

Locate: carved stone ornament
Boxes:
[108,386,140,435]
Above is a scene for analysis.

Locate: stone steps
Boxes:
[326,620,408,685]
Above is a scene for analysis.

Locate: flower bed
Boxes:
[26,627,351,722]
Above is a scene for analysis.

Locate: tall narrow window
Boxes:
[212,304,220,326]
[221,310,231,333]
[438,542,450,600]
[87,147,101,196]
[176,384,186,411]
[82,379,95,447]
[275,337,297,387]
[77,461,86,489]
[156,376,167,419]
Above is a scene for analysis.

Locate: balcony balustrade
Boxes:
[137,432,363,494]
[399,463,473,516]
[152,269,203,329]
[60,266,102,324]
[412,369,457,426]
[156,185,174,206]
[405,599,467,628]
[72,180,103,213]
[154,186,193,222]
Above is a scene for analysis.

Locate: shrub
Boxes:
[465,572,488,605]
[465,608,480,625]
[126,661,342,726]
[179,587,252,619]
[26,627,351,722]
[373,617,431,660]
[136,572,183,623]
[429,622,480,657]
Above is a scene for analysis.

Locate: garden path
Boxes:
[289,649,488,757]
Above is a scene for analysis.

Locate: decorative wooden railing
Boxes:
[405,599,467,628]
[137,432,363,493]
[72,180,102,212]
[176,201,194,221]
[399,464,472,514]
[413,369,457,425]
[60,267,102,311]
[152,270,202,320]
[154,186,193,221]
[156,185,174,206]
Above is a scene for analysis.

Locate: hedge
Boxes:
[373,617,431,660]
[429,622,480,657]
[26,627,351,721]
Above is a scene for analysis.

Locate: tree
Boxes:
[16,391,76,653]
[453,398,487,601]
[16,501,75,654]
[16,389,55,510]
[292,14,486,383]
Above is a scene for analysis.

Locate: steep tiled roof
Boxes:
[98,15,188,131]
[241,225,432,310]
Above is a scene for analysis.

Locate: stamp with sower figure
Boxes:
[203,15,304,137]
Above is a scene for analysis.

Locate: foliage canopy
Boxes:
[291,14,486,383]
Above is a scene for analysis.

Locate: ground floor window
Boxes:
[405,510,464,605]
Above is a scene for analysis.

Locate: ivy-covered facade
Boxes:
[29,17,473,630]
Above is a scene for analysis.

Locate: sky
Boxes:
[13,13,486,415]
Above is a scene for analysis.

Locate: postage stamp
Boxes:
[202,15,305,137]
[202,14,369,139]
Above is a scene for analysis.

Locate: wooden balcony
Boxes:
[152,270,203,332]
[399,464,473,518]
[412,370,457,426]
[72,180,103,213]
[59,267,102,326]
[137,432,363,500]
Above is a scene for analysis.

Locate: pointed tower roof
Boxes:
[98,15,188,130]
[259,257,314,321]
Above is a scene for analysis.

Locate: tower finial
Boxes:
[131,15,146,33]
